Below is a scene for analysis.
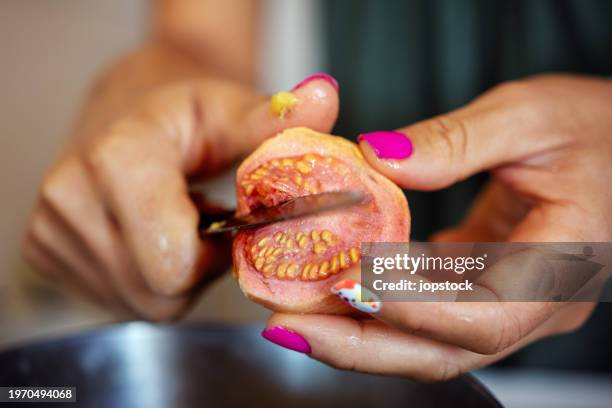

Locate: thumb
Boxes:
[185,73,340,176]
[356,83,564,190]
[240,73,340,151]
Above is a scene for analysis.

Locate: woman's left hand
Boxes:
[263,74,612,381]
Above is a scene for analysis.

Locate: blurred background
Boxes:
[0,0,321,345]
[1,1,611,406]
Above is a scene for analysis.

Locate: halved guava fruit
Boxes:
[232,127,410,313]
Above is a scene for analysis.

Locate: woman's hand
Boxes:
[22,42,340,320]
[264,74,612,380]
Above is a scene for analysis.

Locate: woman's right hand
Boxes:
[21,42,340,320]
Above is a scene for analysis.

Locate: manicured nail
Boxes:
[261,326,312,354]
[331,280,381,313]
[291,73,339,93]
[358,131,413,159]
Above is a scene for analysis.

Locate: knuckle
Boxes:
[479,332,507,355]
[326,354,357,372]
[38,154,88,213]
[426,359,463,383]
[86,134,125,176]
[492,79,535,100]
[428,115,470,171]
[39,165,68,208]
[86,125,174,184]
[492,80,549,128]
[393,308,425,334]
[499,307,525,351]
[476,307,523,355]
[324,320,366,372]
[437,116,467,160]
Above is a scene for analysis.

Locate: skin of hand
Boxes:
[266,74,612,381]
[22,38,340,320]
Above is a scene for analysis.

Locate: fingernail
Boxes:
[331,280,381,314]
[291,73,339,93]
[261,326,312,354]
[358,131,413,159]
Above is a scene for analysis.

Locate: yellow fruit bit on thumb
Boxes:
[270,91,299,119]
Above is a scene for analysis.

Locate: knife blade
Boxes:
[199,190,366,235]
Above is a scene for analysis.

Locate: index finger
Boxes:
[86,78,340,295]
[330,241,601,354]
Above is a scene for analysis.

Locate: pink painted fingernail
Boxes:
[291,73,339,93]
[261,326,312,354]
[331,279,381,314]
[358,131,413,159]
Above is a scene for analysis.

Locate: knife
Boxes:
[198,190,366,235]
